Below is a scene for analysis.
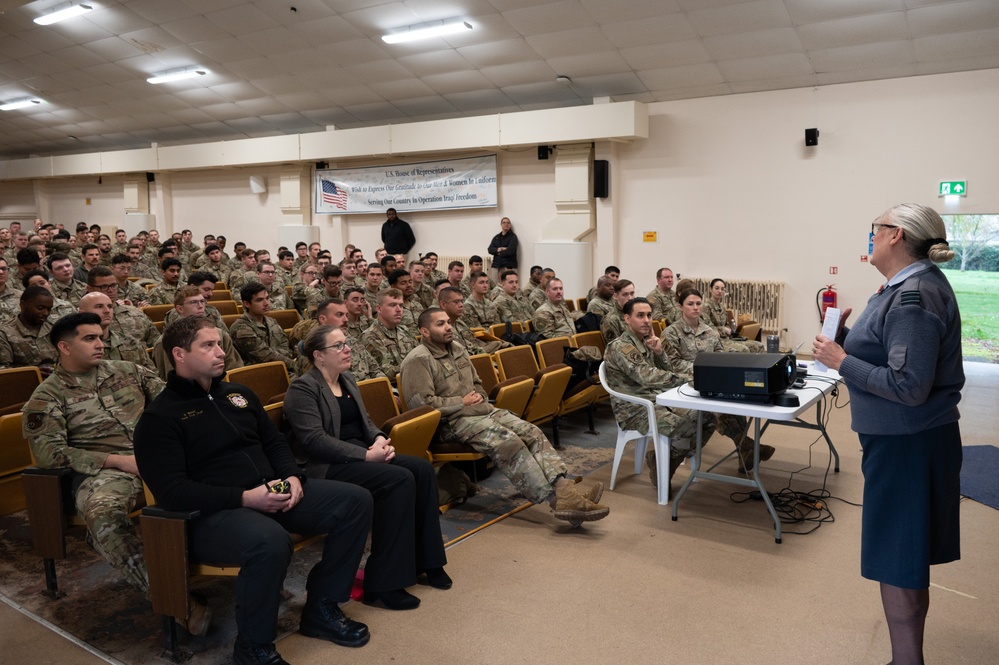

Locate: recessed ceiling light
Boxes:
[382,19,472,44]
[0,98,43,111]
[34,3,93,26]
[147,67,208,84]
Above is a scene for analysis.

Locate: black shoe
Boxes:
[364,588,421,610]
[233,634,289,665]
[418,567,453,590]
[300,597,370,647]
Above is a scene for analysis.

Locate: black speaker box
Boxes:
[805,128,819,146]
[538,146,549,160]
[594,159,609,198]
[145,172,155,182]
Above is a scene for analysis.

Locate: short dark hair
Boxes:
[160,257,182,272]
[21,284,51,302]
[50,312,101,347]
[16,248,40,265]
[678,288,702,306]
[423,252,438,259]
[21,268,49,288]
[387,269,409,286]
[111,253,132,266]
[46,252,71,269]
[418,307,444,330]
[157,246,175,258]
[379,255,396,268]
[295,241,307,249]
[604,265,620,274]
[709,278,726,289]
[322,265,342,280]
[433,278,450,290]
[314,298,343,320]
[204,244,221,254]
[87,266,113,285]
[622,296,651,317]
[469,270,488,284]
[188,270,218,286]
[366,263,383,275]
[162,316,216,368]
[469,255,482,264]
[302,325,339,366]
[437,286,463,303]
[612,279,634,294]
[447,260,463,271]
[277,250,293,260]
[240,281,267,304]
[499,269,518,282]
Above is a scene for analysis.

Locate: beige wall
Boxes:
[2,68,997,345]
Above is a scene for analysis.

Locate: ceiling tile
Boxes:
[0,35,43,59]
[392,95,460,117]
[480,60,557,87]
[160,16,233,43]
[235,97,295,116]
[300,107,359,128]
[342,101,408,123]
[601,14,698,48]
[457,38,541,68]
[914,53,999,75]
[84,36,148,62]
[397,50,475,77]
[254,0,339,26]
[783,0,906,25]
[119,27,187,54]
[525,27,615,59]
[907,0,999,37]
[340,2,422,37]
[317,39,392,66]
[579,0,682,23]
[816,63,917,85]
[443,88,518,111]
[913,27,999,60]
[503,1,597,36]
[204,4,280,36]
[274,90,338,111]
[545,51,632,77]
[651,82,732,101]
[796,12,910,51]
[422,69,497,95]
[129,0,203,25]
[569,72,648,97]
[622,40,713,70]
[687,0,794,37]
[728,73,819,92]
[704,27,804,60]
[638,62,727,88]
[368,78,438,100]
[320,85,385,107]
[190,37,263,63]
[343,59,414,84]
[81,62,140,85]
[287,15,366,46]
[501,80,582,104]
[717,53,815,81]
[83,6,157,34]
[810,41,915,73]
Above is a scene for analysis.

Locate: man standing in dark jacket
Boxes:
[487,217,519,277]
[381,208,415,258]
[134,316,373,665]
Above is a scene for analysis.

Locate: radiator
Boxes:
[686,278,785,334]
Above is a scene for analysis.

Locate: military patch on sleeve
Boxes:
[26,412,44,431]
[900,290,922,306]
[227,393,249,408]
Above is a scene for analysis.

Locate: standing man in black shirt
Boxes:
[380,208,415,260]
[134,316,373,665]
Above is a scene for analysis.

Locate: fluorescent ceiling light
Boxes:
[34,3,93,25]
[382,19,471,44]
[0,98,43,111]
[147,67,208,84]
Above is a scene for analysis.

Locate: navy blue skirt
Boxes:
[859,421,962,589]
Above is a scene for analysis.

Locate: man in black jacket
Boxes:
[134,316,373,665]
[380,208,415,258]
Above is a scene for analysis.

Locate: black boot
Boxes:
[364,588,421,610]
[233,634,289,665]
[300,597,370,647]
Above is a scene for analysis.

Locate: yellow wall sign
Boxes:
[643,231,657,243]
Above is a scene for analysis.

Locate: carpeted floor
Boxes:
[0,406,618,665]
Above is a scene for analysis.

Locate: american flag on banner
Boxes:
[321,179,348,210]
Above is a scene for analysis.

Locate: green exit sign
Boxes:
[939,181,967,196]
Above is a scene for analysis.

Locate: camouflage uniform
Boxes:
[293,256,311,272]
[400,339,567,504]
[202,260,229,281]
[459,274,495,299]
[646,287,680,324]
[229,313,296,372]
[452,318,503,355]
[528,285,547,311]
[401,296,423,331]
[304,287,337,317]
[585,296,614,319]
[116,280,150,306]
[275,265,295,288]
[227,268,256,295]
[603,329,715,454]
[346,314,372,341]
[22,360,165,596]
[461,295,498,329]
[362,286,381,312]
[146,282,181,306]
[0,284,22,323]
[600,303,627,344]
[111,303,160,348]
[427,269,447,287]
[102,328,156,371]
[533,301,578,339]
[292,281,318,314]
[360,319,418,380]
[151,323,242,380]
[266,282,290,311]
[661,319,747,441]
[703,299,765,353]
[493,291,534,323]
[163,303,225,329]
[414,281,436,309]
[51,278,88,307]
[0,317,57,370]
[47,296,76,323]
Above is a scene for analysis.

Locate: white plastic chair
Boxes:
[598,363,672,505]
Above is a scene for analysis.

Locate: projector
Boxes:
[692,352,796,404]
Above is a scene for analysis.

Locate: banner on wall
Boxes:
[315,155,497,215]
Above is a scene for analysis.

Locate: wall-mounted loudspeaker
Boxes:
[805,128,819,146]
[538,145,551,160]
[145,172,155,182]
[249,176,266,194]
[594,160,609,198]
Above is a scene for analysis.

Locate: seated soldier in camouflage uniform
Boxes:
[461,271,499,329]
[78,292,156,371]
[292,263,321,314]
[292,299,387,382]
[163,271,224,328]
[21,312,211,634]
[47,252,88,307]
[0,256,22,323]
[360,288,418,381]
[146,257,184,306]
[227,249,258,294]
[703,278,765,354]
[603,297,716,498]
[458,256,495,298]
[409,260,435,309]
[362,264,384,313]
[401,309,608,526]
[342,286,372,340]
[438,287,506,355]
[646,267,680,324]
[152,286,243,380]
[22,269,76,321]
[533,277,581,338]
[0,286,58,375]
[110,253,151,307]
[587,265,620,302]
[599,279,636,345]
[493,269,534,324]
[386,268,423,331]
[661,288,772,471]
[230,282,296,373]
[421,252,447,287]
[527,268,555,311]
[256,261,289,311]
[87,267,161,349]
[585,276,615,318]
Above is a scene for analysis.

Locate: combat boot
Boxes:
[176,595,212,636]
[552,480,609,523]
[737,436,775,472]
[572,475,604,503]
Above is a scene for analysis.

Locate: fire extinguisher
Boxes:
[816,285,837,322]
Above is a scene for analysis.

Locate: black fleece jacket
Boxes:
[134,372,304,514]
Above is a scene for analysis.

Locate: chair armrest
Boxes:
[22,466,74,560]
[383,405,436,431]
[141,505,201,520]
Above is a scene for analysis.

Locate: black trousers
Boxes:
[189,479,372,644]
[323,453,446,593]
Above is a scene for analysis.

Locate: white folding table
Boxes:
[656,364,842,543]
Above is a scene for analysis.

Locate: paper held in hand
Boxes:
[814,307,841,373]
